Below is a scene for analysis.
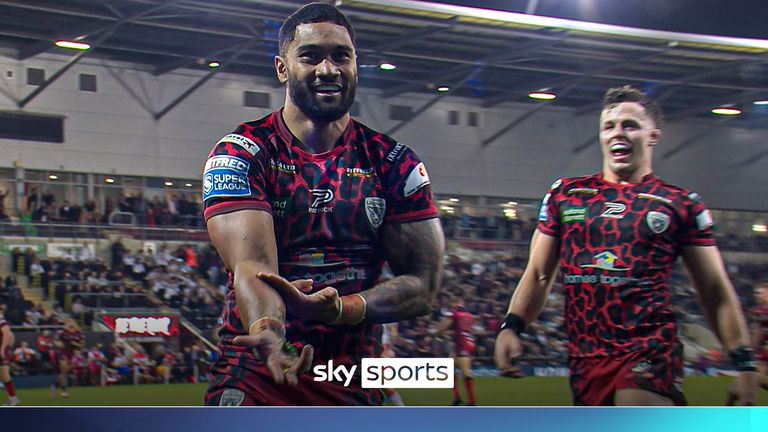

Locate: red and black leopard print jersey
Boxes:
[538,172,715,357]
[203,110,438,367]
[752,305,768,360]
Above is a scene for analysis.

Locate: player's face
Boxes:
[599,102,660,182]
[278,22,357,123]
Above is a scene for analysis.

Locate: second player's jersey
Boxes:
[753,305,768,352]
[57,329,84,354]
[450,307,475,344]
[538,173,715,357]
[203,110,438,366]
[0,317,9,346]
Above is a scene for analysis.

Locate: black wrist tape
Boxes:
[499,313,526,336]
[729,346,757,372]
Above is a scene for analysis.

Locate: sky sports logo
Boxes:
[313,358,454,388]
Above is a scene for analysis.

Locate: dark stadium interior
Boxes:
[0,0,766,122]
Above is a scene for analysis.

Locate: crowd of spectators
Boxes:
[2,185,766,251]
[8,333,216,387]
[3,240,225,332]
[14,188,203,228]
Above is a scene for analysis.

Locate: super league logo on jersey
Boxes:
[365,197,386,230]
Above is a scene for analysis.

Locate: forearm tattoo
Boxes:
[362,219,445,323]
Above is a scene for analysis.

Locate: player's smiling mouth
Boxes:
[609,142,632,160]
[313,83,343,95]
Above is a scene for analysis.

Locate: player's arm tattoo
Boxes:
[362,218,445,323]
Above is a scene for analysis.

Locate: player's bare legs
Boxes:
[615,388,673,406]
[57,358,71,397]
[0,364,20,406]
[452,356,476,406]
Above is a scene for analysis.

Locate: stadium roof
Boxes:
[0,0,766,125]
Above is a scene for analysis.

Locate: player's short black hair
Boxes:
[278,2,356,57]
[602,85,663,128]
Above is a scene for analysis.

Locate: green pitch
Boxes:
[8,377,767,406]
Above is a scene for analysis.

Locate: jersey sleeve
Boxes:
[382,144,438,224]
[677,191,716,246]
[536,178,564,237]
[202,125,272,221]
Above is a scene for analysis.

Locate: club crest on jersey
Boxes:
[216,134,259,157]
[365,197,386,230]
[218,388,245,406]
[403,162,430,198]
[600,202,627,219]
[646,211,670,234]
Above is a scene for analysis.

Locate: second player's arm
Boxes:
[506,229,561,323]
[681,245,751,351]
[682,245,759,405]
[361,218,445,323]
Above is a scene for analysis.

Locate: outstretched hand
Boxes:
[731,370,759,405]
[258,272,342,323]
[494,329,525,378]
[232,330,313,386]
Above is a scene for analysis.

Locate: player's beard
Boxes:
[288,74,356,123]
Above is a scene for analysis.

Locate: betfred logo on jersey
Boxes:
[205,155,249,172]
[403,162,430,197]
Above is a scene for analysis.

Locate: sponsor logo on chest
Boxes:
[270,158,296,174]
[309,188,334,213]
[600,202,627,219]
[562,206,586,223]
[346,167,376,177]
